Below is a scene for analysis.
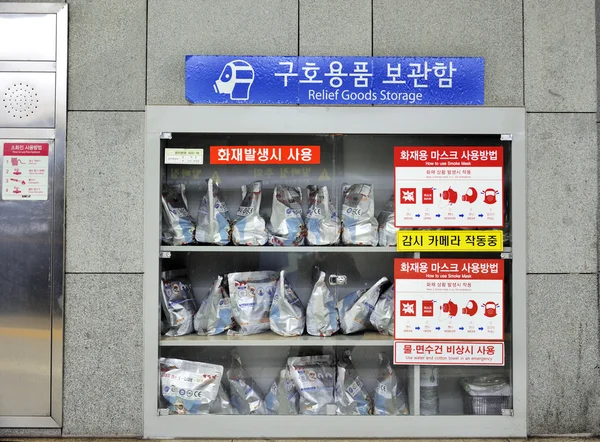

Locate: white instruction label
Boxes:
[165,148,204,165]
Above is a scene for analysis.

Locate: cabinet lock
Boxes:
[328,274,347,285]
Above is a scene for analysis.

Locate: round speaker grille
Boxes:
[3,83,39,119]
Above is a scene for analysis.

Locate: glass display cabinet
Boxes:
[144,106,526,438]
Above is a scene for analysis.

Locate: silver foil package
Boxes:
[377,194,398,247]
[341,183,378,246]
[337,277,389,334]
[159,358,223,415]
[228,271,277,335]
[210,382,238,415]
[195,178,231,245]
[270,270,305,337]
[306,271,339,337]
[232,181,268,246]
[335,350,372,415]
[265,368,300,415]
[160,270,197,337]
[268,184,305,246]
[194,275,234,335]
[420,366,440,416]
[161,184,195,245]
[374,353,409,415]
[288,355,335,415]
[305,185,340,245]
[226,352,266,415]
[369,285,395,336]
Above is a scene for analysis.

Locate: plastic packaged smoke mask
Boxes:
[270,270,305,336]
[338,277,389,334]
[306,269,339,337]
[341,183,378,246]
[194,275,234,335]
[160,270,197,337]
[160,358,223,415]
[268,184,305,246]
[228,270,277,335]
[195,178,231,245]
[226,352,266,414]
[287,354,335,415]
[369,284,395,336]
[232,181,268,246]
[306,185,340,245]
[161,184,195,245]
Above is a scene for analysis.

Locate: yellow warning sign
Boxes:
[396,230,504,252]
[319,168,331,181]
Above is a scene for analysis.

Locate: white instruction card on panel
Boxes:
[164,148,204,165]
[394,258,504,341]
[394,146,503,228]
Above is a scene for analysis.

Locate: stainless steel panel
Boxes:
[51,5,68,426]
[0,62,56,73]
[0,139,54,416]
[0,14,56,61]
[0,3,67,429]
[0,72,55,128]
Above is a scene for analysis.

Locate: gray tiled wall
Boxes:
[55,0,599,437]
[373,0,524,107]
[146,0,299,105]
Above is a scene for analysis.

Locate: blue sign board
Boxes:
[186,55,484,106]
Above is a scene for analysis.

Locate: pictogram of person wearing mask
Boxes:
[214,60,255,100]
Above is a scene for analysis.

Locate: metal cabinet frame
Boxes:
[144,106,526,438]
[0,3,68,429]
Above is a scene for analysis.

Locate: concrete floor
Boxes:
[1,439,600,442]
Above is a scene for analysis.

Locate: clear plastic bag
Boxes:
[232,181,268,246]
[270,270,305,337]
[265,368,300,415]
[341,183,378,246]
[268,184,305,246]
[288,354,335,415]
[369,285,395,336]
[377,194,398,247]
[159,358,223,415]
[228,270,277,335]
[161,184,195,245]
[305,185,340,245]
[373,353,409,415]
[160,270,197,337]
[338,277,389,334]
[210,382,238,414]
[306,269,339,337]
[420,366,440,415]
[226,352,266,415]
[194,275,234,335]
[195,178,231,245]
[335,350,372,415]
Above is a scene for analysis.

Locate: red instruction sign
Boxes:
[394,146,504,228]
[3,142,50,201]
[210,145,320,165]
[394,258,504,341]
[394,341,505,366]
[4,143,49,156]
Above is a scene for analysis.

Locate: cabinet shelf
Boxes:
[160,331,393,347]
[160,245,512,254]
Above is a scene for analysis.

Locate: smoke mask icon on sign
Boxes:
[213,60,255,100]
